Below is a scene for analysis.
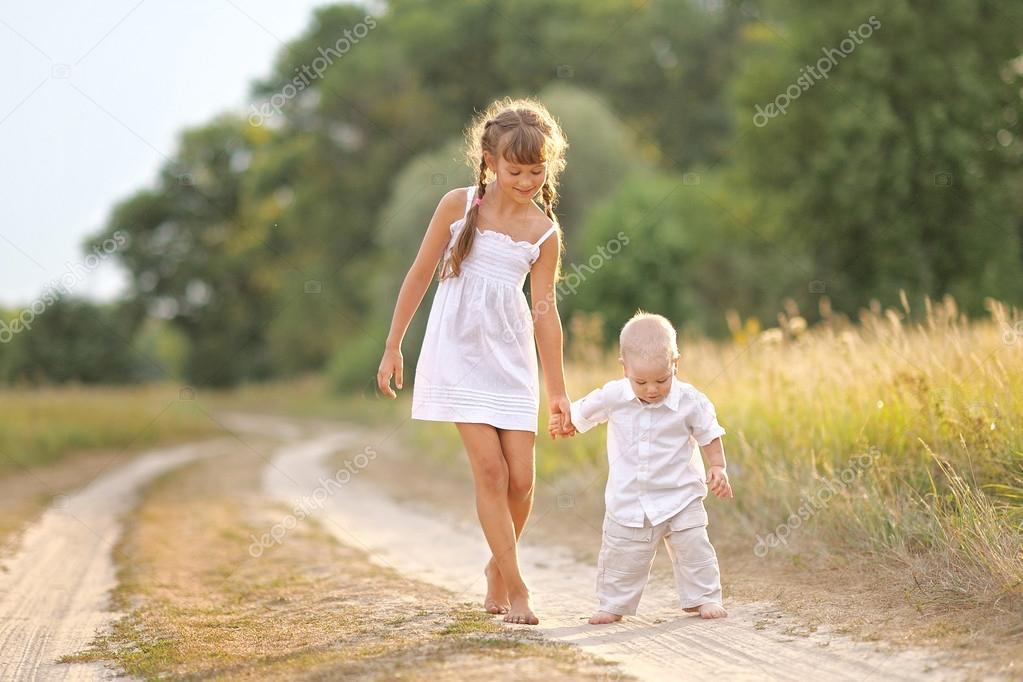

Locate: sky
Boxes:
[0,0,336,308]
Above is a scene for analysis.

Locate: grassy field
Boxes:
[0,384,218,473]
[407,295,1023,628]
[3,294,1020,649]
[0,375,399,474]
[0,376,401,552]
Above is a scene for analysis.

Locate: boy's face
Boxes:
[620,353,677,404]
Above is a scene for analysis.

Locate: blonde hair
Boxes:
[619,310,680,367]
[440,96,569,280]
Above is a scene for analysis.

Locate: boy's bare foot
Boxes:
[588,610,623,624]
[504,592,539,625]
[684,603,728,619]
[483,560,510,614]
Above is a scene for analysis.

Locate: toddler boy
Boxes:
[552,312,732,622]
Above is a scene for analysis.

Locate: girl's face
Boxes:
[485,151,546,203]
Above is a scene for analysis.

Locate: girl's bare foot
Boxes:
[685,603,728,619]
[504,591,539,625]
[588,610,623,625]
[483,560,510,614]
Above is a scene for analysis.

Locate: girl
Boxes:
[377,97,576,625]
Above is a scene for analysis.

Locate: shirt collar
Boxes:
[620,376,683,411]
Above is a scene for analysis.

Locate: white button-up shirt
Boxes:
[570,376,726,527]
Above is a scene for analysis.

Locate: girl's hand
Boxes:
[547,413,563,439]
[377,347,403,399]
[706,465,732,499]
[548,413,564,439]
[549,395,577,438]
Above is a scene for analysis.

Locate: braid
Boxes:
[476,159,488,202]
[445,99,568,280]
[541,181,556,221]
[440,158,488,280]
[540,180,564,285]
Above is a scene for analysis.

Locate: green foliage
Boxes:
[8,0,1017,387]
[729,0,1023,316]
[0,297,148,384]
[569,169,802,336]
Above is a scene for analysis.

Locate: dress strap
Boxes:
[532,222,559,248]
[464,185,477,218]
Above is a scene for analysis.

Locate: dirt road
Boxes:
[0,414,967,680]
[244,416,958,682]
[0,439,230,681]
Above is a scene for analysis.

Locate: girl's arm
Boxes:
[530,228,574,433]
[377,188,465,398]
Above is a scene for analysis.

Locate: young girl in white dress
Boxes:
[377,97,576,625]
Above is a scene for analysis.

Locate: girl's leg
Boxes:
[498,428,537,534]
[484,428,536,611]
[456,422,538,625]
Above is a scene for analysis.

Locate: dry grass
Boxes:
[572,296,1022,612]
[0,383,219,473]
[0,375,399,476]
[399,294,1023,669]
[63,444,621,680]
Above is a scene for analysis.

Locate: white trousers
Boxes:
[595,499,722,616]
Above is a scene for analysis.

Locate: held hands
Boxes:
[377,347,403,399]
[706,465,733,499]
[548,395,577,440]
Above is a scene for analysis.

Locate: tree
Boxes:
[729,0,1023,315]
[0,298,146,384]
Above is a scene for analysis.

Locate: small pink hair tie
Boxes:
[472,195,482,207]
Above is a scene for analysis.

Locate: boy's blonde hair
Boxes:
[619,310,680,368]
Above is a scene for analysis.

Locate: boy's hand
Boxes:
[706,465,732,499]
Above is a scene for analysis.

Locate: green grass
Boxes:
[8,295,1020,619]
[201,373,404,426]
[0,374,401,475]
[0,384,219,473]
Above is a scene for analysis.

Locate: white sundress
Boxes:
[411,185,560,433]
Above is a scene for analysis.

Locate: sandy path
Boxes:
[0,439,230,682]
[250,421,960,682]
[0,413,964,681]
